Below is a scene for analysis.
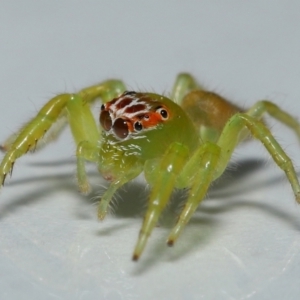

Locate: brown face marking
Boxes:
[116,97,132,109]
[125,104,147,114]
[99,91,170,140]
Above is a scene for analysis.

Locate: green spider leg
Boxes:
[173,73,300,141]
[97,161,143,220]
[132,141,220,259]
[171,73,203,104]
[132,142,190,259]
[246,100,300,138]
[169,113,300,246]
[0,80,126,192]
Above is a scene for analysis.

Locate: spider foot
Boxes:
[296,192,300,204]
[132,232,148,261]
[1,173,7,186]
[78,181,91,195]
[166,225,181,247]
[97,199,109,221]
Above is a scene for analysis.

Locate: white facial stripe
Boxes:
[109,94,152,121]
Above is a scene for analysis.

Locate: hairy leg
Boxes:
[133,142,190,260]
[247,100,300,139]
[0,80,126,186]
[171,73,203,104]
[168,111,300,245]
[168,142,221,245]
[97,161,143,221]
[215,113,300,202]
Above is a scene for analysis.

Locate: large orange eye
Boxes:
[100,110,112,131]
[113,118,129,139]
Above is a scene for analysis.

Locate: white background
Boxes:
[1,1,300,299]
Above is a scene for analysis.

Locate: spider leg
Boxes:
[97,163,143,220]
[168,113,300,246]
[216,113,300,202]
[132,142,189,260]
[0,80,126,187]
[247,100,300,139]
[0,94,73,186]
[171,73,203,104]
[0,112,68,153]
[167,142,221,245]
[0,80,125,153]
[76,140,99,194]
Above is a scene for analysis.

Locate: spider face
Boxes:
[100,91,170,140]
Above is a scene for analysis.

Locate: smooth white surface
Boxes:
[1,1,300,299]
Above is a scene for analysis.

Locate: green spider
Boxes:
[1,73,300,261]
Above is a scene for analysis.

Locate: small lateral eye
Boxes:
[100,110,112,131]
[156,107,168,120]
[101,104,105,111]
[113,118,129,139]
[123,91,136,96]
[134,121,143,131]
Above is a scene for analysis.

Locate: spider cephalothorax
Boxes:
[100,91,170,140]
[1,73,300,261]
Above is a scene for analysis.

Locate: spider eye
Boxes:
[123,91,136,96]
[134,121,143,131]
[156,107,169,120]
[100,110,112,131]
[113,118,129,139]
[101,104,105,111]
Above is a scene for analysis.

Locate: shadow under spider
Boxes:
[1,157,298,219]
[1,156,300,267]
[0,157,266,219]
